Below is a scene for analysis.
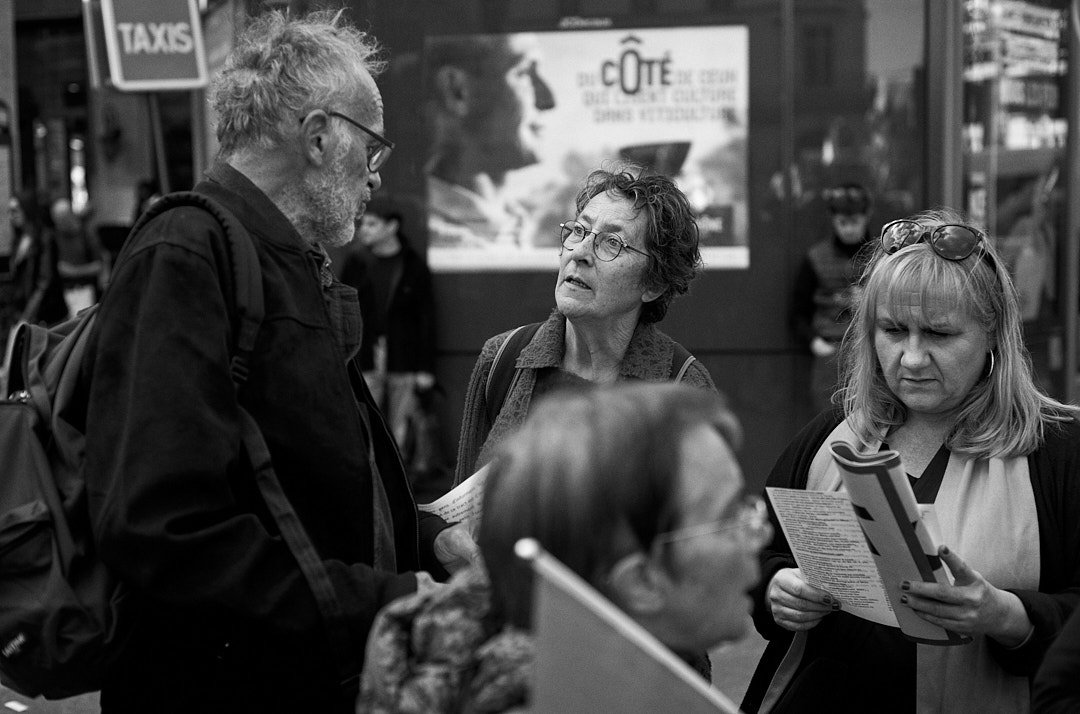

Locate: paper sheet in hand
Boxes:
[767,440,968,645]
[417,465,489,537]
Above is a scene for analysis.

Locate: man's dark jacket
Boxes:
[82,163,446,713]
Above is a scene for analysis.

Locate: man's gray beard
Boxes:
[318,215,357,248]
[291,151,357,248]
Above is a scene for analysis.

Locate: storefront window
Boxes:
[790,0,926,243]
[962,0,1070,390]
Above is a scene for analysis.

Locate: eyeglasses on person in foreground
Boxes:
[653,495,770,547]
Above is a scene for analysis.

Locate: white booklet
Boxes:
[766,440,969,645]
[417,465,490,538]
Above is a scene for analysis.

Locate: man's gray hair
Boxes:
[210,10,385,157]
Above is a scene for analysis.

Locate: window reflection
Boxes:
[961,0,1070,391]
[790,0,925,241]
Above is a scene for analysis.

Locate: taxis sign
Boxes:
[100,0,208,91]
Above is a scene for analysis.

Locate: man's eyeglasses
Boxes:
[879,220,986,262]
[301,110,394,173]
[653,495,770,547]
[559,220,649,262]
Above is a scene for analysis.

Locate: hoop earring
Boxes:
[987,351,995,378]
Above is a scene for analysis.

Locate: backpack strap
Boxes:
[125,192,264,385]
[485,322,542,426]
[236,408,357,687]
[670,341,696,382]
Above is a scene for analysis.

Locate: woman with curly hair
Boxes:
[453,164,738,484]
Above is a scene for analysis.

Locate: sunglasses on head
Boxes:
[879,220,986,261]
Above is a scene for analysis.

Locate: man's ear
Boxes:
[433,65,472,119]
[298,111,333,166]
[607,552,668,616]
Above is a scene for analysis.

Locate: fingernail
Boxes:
[900,595,908,605]
[822,595,833,605]
[900,581,910,591]
[831,601,841,611]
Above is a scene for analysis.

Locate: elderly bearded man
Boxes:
[82,11,477,714]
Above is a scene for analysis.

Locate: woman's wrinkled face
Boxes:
[874,291,990,418]
[555,192,659,325]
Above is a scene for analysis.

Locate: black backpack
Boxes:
[0,192,351,698]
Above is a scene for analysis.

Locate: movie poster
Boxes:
[424,25,749,272]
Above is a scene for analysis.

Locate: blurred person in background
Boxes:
[453,166,736,485]
[339,195,443,497]
[744,210,1080,714]
[0,190,66,347]
[791,182,874,414]
[49,196,105,316]
[341,195,437,438]
[358,382,766,713]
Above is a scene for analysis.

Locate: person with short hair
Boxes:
[453,165,735,485]
[791,182,874,413]
[425,33,556,248]
[357,382,767,712]
[83,11,476,713]
[339,195,442,493]
[744,209,1080,714]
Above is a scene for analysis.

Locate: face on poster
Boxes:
[424,26,749,272]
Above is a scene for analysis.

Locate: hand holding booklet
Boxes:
[766,441,970,645]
